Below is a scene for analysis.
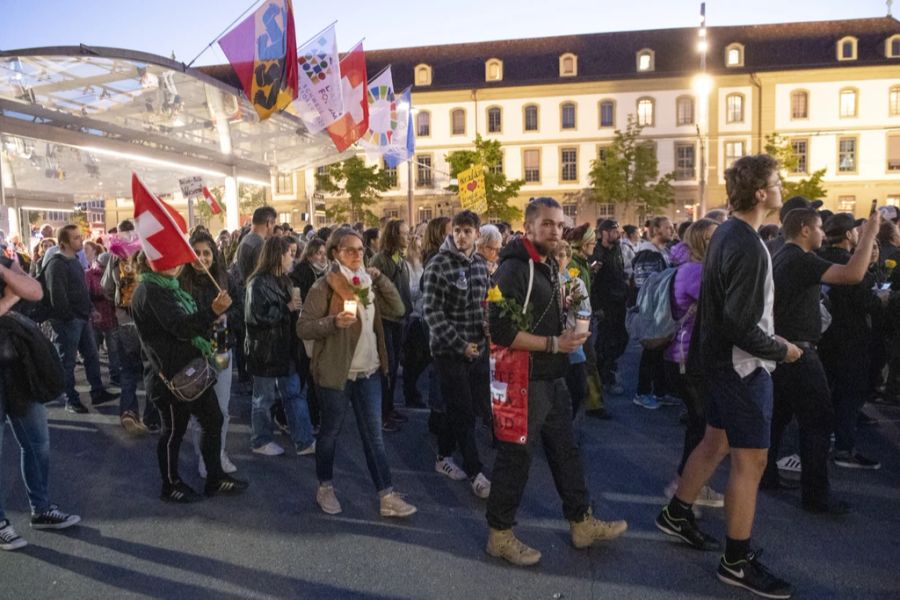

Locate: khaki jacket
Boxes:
[297,264,404,391]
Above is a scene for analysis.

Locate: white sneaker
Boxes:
[316,485,342,515]
[695,485,725,508]
[380,492,417,518]
[221,452,237,474]
[435,456,467,481]
[471,473,491,499]
[776,454,802,473]
[252,441,285,457]
[297,440,316,456]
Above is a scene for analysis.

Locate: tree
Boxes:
[764,134,828,200]
[72,208,91,235]
[195,186,227,226]
[588,116,675,218]
[445,135,524,222]
[239,183,267,217]
[315,156,392,226]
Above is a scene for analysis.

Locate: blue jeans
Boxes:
[316,374,392,492]
[97,327,121,384]
[251,369,313,449]
[51,318,103,404]
[0,369,51,520]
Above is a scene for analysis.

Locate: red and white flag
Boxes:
[132,174,197,272]
[327,41,368,152]
[202,186,223,215]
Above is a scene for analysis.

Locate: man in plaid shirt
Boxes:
[422,210,492,499]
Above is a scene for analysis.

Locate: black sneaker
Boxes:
[0,519,27,550]
[717,549,794,599]
[65,401,88,414]
[90,389,119,406]
[205,475,249,497]
[146,422,161,435]
[655,505,721,551]
[161,481,202,503]
[832,451,881,470]
[30,505,81,530]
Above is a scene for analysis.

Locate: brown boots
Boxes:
[486,528,542,566]
[570,509,628,549]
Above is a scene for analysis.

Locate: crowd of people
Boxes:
[0,153,896,599]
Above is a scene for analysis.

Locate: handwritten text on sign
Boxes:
[458,164,487,213]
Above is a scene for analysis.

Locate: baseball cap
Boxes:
[779,196,823,222]
[597,219,619,232]
[823,212,866,236]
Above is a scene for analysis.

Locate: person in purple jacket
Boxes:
[662,219,725,511]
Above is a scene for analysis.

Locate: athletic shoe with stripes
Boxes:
[0,519,27,550]
[205,475,249,497]
[161,481,202,504]
[30,505,81,530]
[717,549,794,599]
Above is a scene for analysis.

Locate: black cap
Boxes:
[824,212,866,236]
[597,219,619,231]
[779,196,824,222]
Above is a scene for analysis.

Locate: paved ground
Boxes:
[2,342,899,599]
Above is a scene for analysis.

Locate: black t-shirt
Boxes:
[772,243,833,343]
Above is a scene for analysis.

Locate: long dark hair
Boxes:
[299,237,326,264]
[379,219,406,255]
[423,216,450,264]
[179,231,227,295]
[248,236,292,282]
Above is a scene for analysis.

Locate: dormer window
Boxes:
[560,53,577,77]
[637,49,655,72]
[725,43,744,67]
[887,34,900,58]
[414,64,432,86]
[837,36,858,61]
[485,58,503,82]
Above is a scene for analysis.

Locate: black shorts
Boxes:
[704,367,773,449]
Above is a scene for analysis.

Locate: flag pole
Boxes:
[186,0,267,68]
[295,20,339,52]
[199,262,225,294]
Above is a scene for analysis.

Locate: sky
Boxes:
[0,0,894,65]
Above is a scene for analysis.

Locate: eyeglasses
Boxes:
[340,246,364,256]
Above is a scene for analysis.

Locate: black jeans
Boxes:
[402,317,431,405]
[765,348,834,504]
[433,355,488,477]
[487,378,590,530]
[154,386,224,487]
[664,361,706,475]
[565,362,587,418]
[596,302,628,382]
[381,319,405,419]
[637,346,668,397]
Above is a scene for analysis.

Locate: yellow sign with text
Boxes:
[457,164,487,213]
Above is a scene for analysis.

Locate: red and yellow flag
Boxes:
[218,0,298,120]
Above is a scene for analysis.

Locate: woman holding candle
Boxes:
[297,227,416,518]
[557,241,591,418]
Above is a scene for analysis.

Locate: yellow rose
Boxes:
[486,285,503,303]
[886,259,897,270]
[568,267,580,279]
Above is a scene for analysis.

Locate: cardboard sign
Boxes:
[458,164,487,213]
[178,176,204,199]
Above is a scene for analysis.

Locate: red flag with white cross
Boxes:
[132,173,197,272]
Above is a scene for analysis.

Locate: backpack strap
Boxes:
[522,259,534,315]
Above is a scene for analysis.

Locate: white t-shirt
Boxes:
[731,238,777,377]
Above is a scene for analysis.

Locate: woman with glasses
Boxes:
[475,225,502,277]
[298,227,417,519]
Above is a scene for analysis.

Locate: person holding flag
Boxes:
[129,175,248,503]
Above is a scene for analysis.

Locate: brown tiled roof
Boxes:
[199,17,900,93]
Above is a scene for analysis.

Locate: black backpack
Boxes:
[14,254,60,323]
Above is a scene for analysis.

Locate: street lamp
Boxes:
[693,2,711,216]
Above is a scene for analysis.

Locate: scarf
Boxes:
[338,263,372,291]
[140,272,213,357]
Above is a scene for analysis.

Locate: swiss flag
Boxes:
[132,174,198,272]
[327,42,368,152]
[202,186,223,215]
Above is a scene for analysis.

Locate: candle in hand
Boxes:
[344,299,358,315]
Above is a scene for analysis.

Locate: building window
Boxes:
[560,53,577,77]
[487,107,502,133]
[278,212,292,225]
[523,149,541,183]
[838,137,857,173]
[724,140,745,168]
[674,143,695,180]
[839,88,858,118]
[275,172,293,195]
[791,139,809,174]
[418,206,433,222]
[414,64,432,86]
[838,196,857,212]
[416,111,431,137]
[451,109,466,135]
[725,43,744,67]
[597,203,615,218]
[888,134,900,172]
[523,105,539,132]
[560,147,578,182]
[726,93,744,123]
[597,145,612,165]
[485,58,503,82]
[560,102,576,130]
[489,154,504,175]
[383,208,400,219]
[383,159,398,188]
[887,35,900,58]
[637,97,655,126]
[890,86,900,116]
[676,96,694,126]
[837,36,858,61]
[791,90,808,119]
[636,49,655,72]
[416,155,432,187]
[562,204,578,220]
[599,100,615,128]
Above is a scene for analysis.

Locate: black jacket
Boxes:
[45,253,91,321]
[591,242,627,309]
[0,311,65,414]
[289,260,324,302]
[694,218,786,375]
[490,238,568,381]
[178,269,239,348]
[244,273,295,377]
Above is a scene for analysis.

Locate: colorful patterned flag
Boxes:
[132,174,197,272]
[292,24,343,133]
[358,67,399,158]
[384,87,414,168]
[218,0,298,120]
[326,41,368,152]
